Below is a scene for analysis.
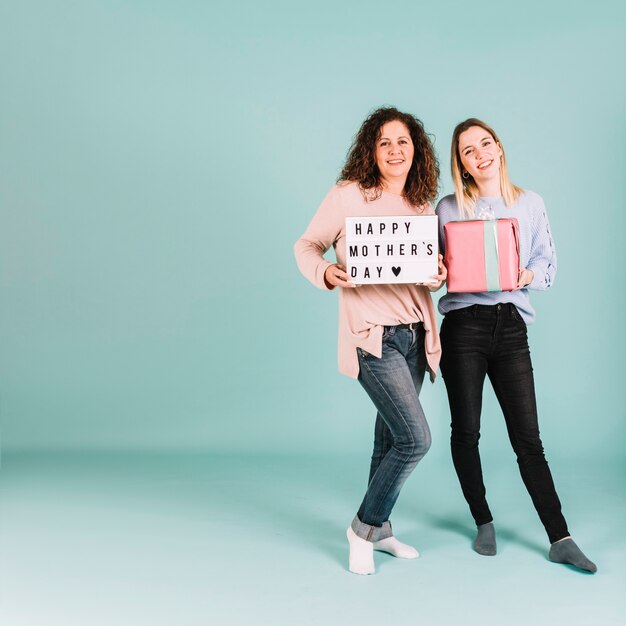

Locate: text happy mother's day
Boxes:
[345,216,438,284]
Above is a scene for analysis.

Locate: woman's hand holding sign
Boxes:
[324,264,358,289]
[423,254,447,291]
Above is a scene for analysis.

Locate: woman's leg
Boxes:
[488,306,596,571]
[440,309,493,528]
[486,308,570,543]
[352,326,431,541]
[367,326,426,484]
[367,413,392,485]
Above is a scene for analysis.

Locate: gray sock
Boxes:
[549,538,597,573]
[473,522,496,556]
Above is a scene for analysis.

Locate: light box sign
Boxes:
[345,215,438,284]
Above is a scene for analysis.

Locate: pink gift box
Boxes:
[444,218,520,293]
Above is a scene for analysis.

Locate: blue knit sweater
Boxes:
[436,191,557,324]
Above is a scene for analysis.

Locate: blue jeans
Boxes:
[351,324,431,542]
[440,303,569,543]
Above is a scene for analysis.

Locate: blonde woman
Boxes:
[436,118,596,573]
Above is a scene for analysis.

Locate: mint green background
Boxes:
[1,0,624,456]
[1,2,625,625]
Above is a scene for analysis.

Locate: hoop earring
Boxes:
[462,171,469,179]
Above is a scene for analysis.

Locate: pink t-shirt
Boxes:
[294,182,441,380]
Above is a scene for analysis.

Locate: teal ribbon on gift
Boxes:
[483,220,501,292]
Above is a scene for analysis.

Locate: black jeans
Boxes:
[440,303,569,543]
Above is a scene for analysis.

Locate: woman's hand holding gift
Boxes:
[516,268,534,290]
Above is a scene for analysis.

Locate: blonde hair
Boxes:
[451,118,523,219]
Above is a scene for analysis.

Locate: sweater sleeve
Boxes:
[294,186,345,291]
[526,194,557,290]
[435,195,459,257]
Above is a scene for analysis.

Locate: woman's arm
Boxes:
[525,194,557,291]
[294,186,348,290]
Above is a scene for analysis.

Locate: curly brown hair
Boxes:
[338,107,439,208]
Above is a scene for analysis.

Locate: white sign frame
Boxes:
[345,215,438,285]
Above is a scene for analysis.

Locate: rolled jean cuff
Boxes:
[351,515,393,542]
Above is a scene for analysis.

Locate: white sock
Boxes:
[346,527,375,575]
[373,536,419,559]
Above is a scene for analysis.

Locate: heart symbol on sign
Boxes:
[392,266,401,277]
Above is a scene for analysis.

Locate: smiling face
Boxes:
[458,125,503,186]
[374,120,414,191]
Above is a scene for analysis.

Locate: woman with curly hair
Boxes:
[294,107,445,575]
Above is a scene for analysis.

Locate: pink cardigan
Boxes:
[294,182,441,380]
